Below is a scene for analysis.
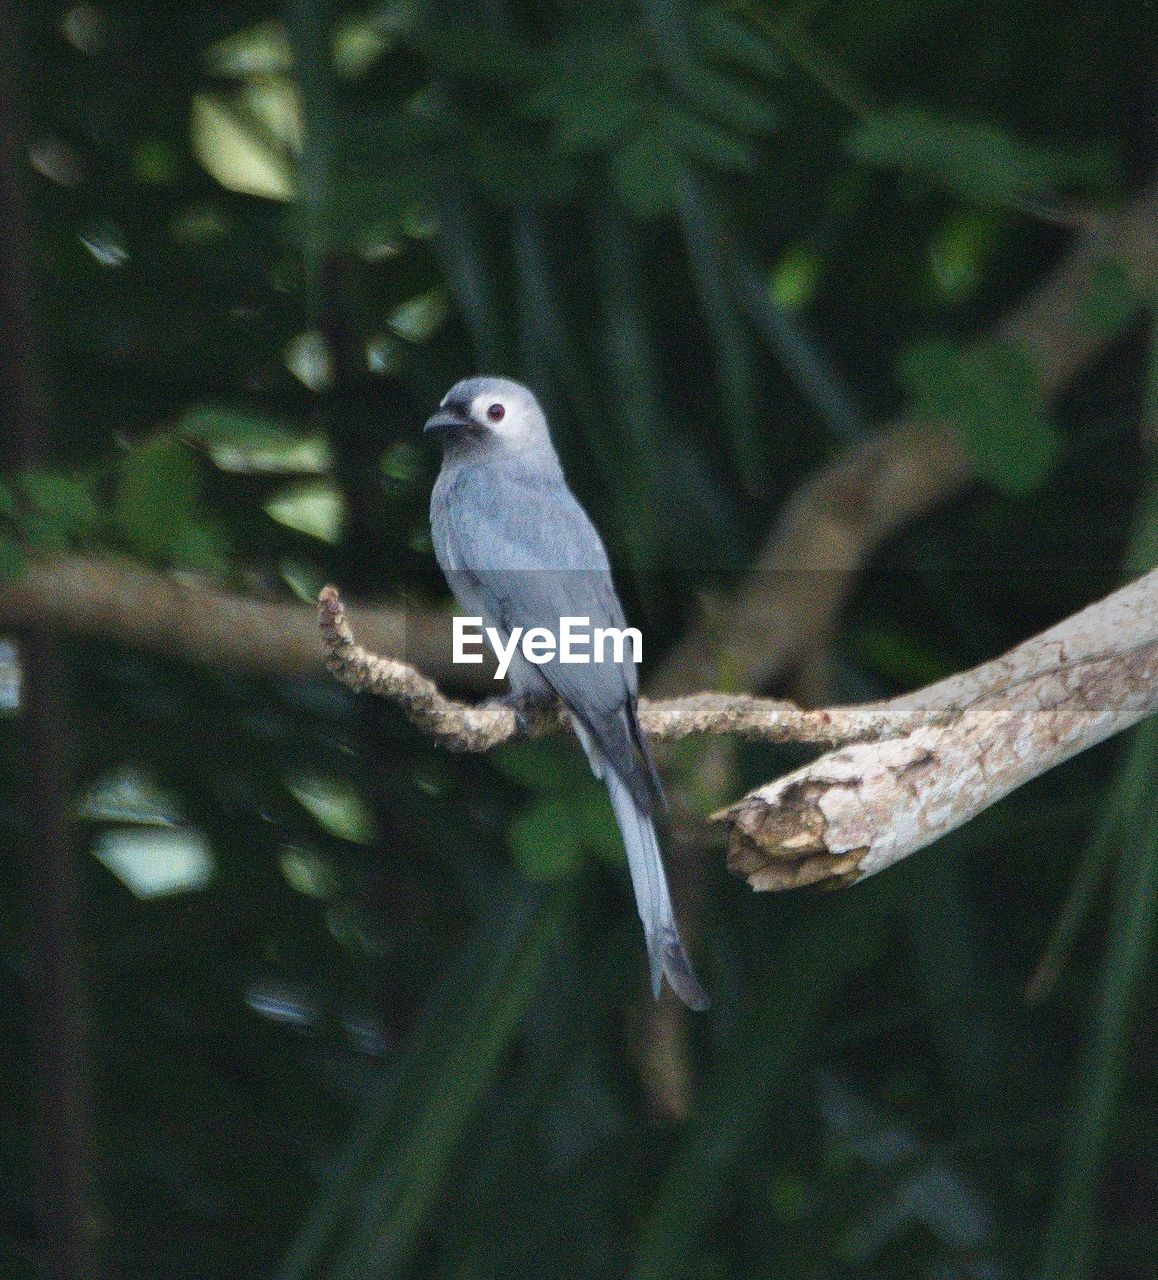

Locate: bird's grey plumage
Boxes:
[426,376,708,1010]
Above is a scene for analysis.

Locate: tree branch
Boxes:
[316,584,991,749]
[0,555,492,687]
[720,572,1157,889]
[319,572,1157,885]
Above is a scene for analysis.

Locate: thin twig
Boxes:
[317,584,941,749]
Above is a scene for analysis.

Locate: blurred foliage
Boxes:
[0,1,1153,1279]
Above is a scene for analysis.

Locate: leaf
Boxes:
[287,775,374,845]
[493,741,592,794]
[387,288,449,342]
[767,244,820,309]
[569,787,624,864]
[169,521,230,573]
[662,105,755,173]
[847,106,1116,205]
[180,405,332,474]
[899,338,1060,495]
[612,128,682,219]
[1077,255,1136,339]
[413,22,540,82]
[263,480,345,543]
[524,34,646,151]
[926,210,1001,304]
[190,93,295,201]
[277,888,564,1280]
[693,8,786,81]
[19,470,103,548]
[673,61,778,135]
[204,17,294,77]
[333,16,392,79]
[0,535,25,581]
[509,796,583,882]
[115,436,201,560]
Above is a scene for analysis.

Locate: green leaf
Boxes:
[180,404,332,474]
[847,106,1116,205]
[115,436,201,560]
[0,535,25,580]
[674,62,778,135]
[693,9,785,81]
[612,128,682,219]
[509,796,583,882]
[287,775,374,845]
[19,470,103,548]
[570,786,624,864]
[662,105,755,172]
[387,288,449,343]
[524,34,646,151]
[900,338,1060,494]
[768,244,820,309]
[926,211,1001,304]
[493,741,592,794]
[277,889,565,1280]
[413,22,540,82]
[263,480,345,543]
[169,520,230,573]
[191,92,295,202]
[1077,255,1137,339]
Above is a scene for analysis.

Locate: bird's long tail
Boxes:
[604,767,709,1011]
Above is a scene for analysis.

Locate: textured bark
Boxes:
[719,572,1157,889]
[316,584,1022,750]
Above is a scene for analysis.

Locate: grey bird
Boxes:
[425,376,709,1011]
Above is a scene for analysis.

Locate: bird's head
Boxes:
[423,377,553,456]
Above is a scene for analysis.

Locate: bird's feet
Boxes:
[488,690,559,735]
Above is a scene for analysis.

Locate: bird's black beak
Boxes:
[423,404,473,435]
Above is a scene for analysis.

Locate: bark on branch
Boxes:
[320,573,1157,885]
[720,572,1157,889]
[316,584,933,750]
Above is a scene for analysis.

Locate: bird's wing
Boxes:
[441,464,659,808]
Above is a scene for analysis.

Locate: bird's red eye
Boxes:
[486,402,505,422]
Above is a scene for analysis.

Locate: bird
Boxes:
[425,376,709,1011]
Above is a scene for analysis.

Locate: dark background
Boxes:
[0,2,1153,1278]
